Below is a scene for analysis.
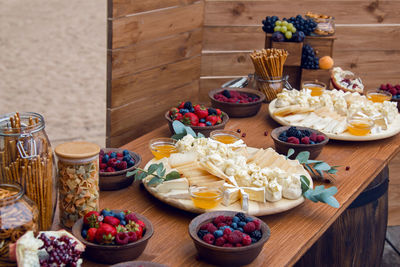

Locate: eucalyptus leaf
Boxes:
[313,162,331,171]
[304,190,319,202]
[197,132,205,138]
[157,167,166,178]
[171,133,187,140]
[184,125,197,137]
[172,120,187,134]
[300,175,310,193]
[147,164,160,175]
[323,196,340,208]
[165,171,181,181]
[135,172,148,181]
[147,177,163,186]
[306,160,323,164]
[327,169,338,174]
[286,148,295,159]
[296,151,310,164]
[304,164,318,178]
[316,169,324,178]
[126,169,138,177]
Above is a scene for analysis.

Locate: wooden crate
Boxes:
[284,66,301,89]
[300,69,331,88]
[304,36,335,58]
[271,41,303,66]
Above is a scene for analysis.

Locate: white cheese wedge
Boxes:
[333,120,347,134]
[223,187,240,206]
[239,189,249,212]
[313,117,333,130]
[323,119,339,133]
[241,187,266,203]
[155,178,189,193]
[168,152,197,167]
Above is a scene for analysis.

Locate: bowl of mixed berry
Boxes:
[72,209,153,264]
[209,88,265,117]
[165,101,229,137]
[379,83,400,111]
[99,148,141,190]
[271,126,329,159]
[188,211,270,266]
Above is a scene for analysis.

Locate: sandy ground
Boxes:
[0,0,106,147]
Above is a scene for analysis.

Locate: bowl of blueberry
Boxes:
[99,148,141,191]
[271,126,329,159]
[209,88,265,118]
[188,211,270,266]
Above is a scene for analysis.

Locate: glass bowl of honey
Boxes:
[302,80,327,97]
[190,186,223,210]
[210,130,241,144]
[366,90,392,103]
[347,116,374,136]
[149,138,177,160]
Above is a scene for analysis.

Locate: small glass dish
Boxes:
[189,186,223,210]
[347,116,374,136]
[366,90,392,103]
[210,130,241,144]
[302,80,327,97]
[149,138,177,160]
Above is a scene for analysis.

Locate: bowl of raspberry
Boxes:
[379,83,400,111]
[72,209,153,264]
[99,148,142,191]
[271,126,329,159]
[209,88,266,118]
[188,211,270,266]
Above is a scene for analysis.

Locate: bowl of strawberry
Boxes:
[188,211,270,266]
[379,83,400,111]
[99,148,141,191]
[271,126,329,159]
[165,101,229,137]
[209,88,266,118]
[72,209,153,264]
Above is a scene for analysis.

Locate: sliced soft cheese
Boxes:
[282,113,308,123]
[195,180,225,188]
[222,187,240,206]
[168,151,197,167]
[155,178,189,193]
[239,188,249,212]
[241,187,266,203]
[333,120,347,134]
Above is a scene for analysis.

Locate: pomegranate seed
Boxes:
[237,129,241,133]
[264,131,268,136]
[345,166,350,171]
[242,133,246,137]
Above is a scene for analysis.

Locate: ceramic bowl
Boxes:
[165,110,229,137]
[188,211,270,266]
[72,210,153,264]
[99,148,141,191]
[209,88,265,117]
[271,126,329,159]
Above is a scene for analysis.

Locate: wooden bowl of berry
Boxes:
[209,88,265,118]
[165,101,229,137]
[99,148,141,191]
[188,211,270,266]
[271,126,329,159]
[72,209,153,264]
[379,83,400,111]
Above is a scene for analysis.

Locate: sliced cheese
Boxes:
[168,152,197,167]
[222,187,240,206]
[247,148,264,163]
[155,178,189,193]
[195,180,225,188]
[282,113,309,123]
[241,187,266,203]
[239,189,249,212]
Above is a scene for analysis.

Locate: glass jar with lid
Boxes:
[0,183,39,264]
[0,112,56,230]
[55,141,100,228]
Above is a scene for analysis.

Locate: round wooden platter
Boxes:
[142,147,312,216]
[269,99,400,141]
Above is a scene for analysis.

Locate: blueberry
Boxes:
[115,211,125,221]
[190,107,195,113]
[120,220,126,226]
[231,222,238,229]
[81,229,88,239]
[238,227,244,232]
[123,149,130,155]
[238,221,246,227]
[102,154,109,163]
[127,160,135,167]
[199,118,205,123]
[206,121,212,126]
[232,216,240,223]
[110,152,117,158]
[245,217,253,223]
[310,141,315,144]
[123,156,130,162]
[214,230,223,238]
[116,160,121,164]
[222,89,231,98]
[219,226,228,231]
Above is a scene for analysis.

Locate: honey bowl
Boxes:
[210,130,241,144]
[149,138,177,160]
[302,80,327,97]
[189,186,223,210]
[347,116,374,136]
[366,90,392,103]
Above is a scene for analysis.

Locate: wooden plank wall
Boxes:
[107,0,204,147]
[200,0,400,102]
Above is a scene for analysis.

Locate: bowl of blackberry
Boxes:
[188,211,270,266]
[271,126,329,159]
[99,148,141,191]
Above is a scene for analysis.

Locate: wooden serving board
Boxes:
[142,147,312,216]
[269,99,400,141]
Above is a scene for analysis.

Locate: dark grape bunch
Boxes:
[38,233,82,267]
[301,44,319,69]
[287,15,317,36]
[262,16,279,33]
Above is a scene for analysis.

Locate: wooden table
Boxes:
[85,105,400,266]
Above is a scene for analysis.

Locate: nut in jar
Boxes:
[55,142,100,228]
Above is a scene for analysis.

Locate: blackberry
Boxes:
[222,89,231,98]
[184,101,193,110]
[235,212,247,222]
[197,229,209,239]
[250,230,262,241]
[301,129,311,137]
[286,126,298,137]
[279,136,288,142]
[208,108,217,115]
[251,237,258,244]
[295,130,304,139]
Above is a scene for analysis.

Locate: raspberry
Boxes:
[243,222,256,233]
[217,223,227,228]
[301,136,310,144]
[223,243,233,247]
[116,160,127,171]
[227,232,242,244]
[106,167,115,172]
[316,135,325,143]
[242,234,252,246]
[235,243,243,247]
[215,237,226,246]
[223,228,232,235]
[100,163,107,170]
[225,216,233,225]
[223,234,229,240]
[202,233,215,245]
[206,223,218,234]
[200,222,212,230]
[116,153,123,158]
[213,216,226,225]
[287,137,300,144]
[310,132,317,142]
[389,88,397,96]
[107,158,117,167]
[253,220,261,230]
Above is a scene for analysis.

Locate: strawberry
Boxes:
[198,122,206,127]
[216,108,222,116]
[172,112,183,121]
[136,220,146,231]
[104,216,120,227]
[86,228,97,242]
[194,105,208,119]
[126,221,143,239]
[216,116,222,124]
[169,107,179,117]
[182,112,199,126]
[115,232,129,245]
[178,102,185,109]
[83,211,101,228]
[95,223,116,244]
[206,115,218,126]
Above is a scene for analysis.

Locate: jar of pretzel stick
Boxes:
[0,183,39,265]
[55,142,100,228]
[0,112,56,231]
[254,74,284,102]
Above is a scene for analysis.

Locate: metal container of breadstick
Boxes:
[0,112,56,231]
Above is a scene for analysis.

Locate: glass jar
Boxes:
[0,112,56,231]
[55,141,100,228]
[0,183,39,264]
[254,74,293,102]
[305,13,335,36]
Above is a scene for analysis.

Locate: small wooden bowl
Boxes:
[72,210,153,264]
[188,211,270,266]
[391,97,400,112]
[209,88,265,118]
[99,148,142,191]
[165,111,229,137]
[271,126,329,159]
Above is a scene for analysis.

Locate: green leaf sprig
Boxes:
[300,175,340,208]
[171,120,204,140]
[126,163,181,186]
[286,149,339,182]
